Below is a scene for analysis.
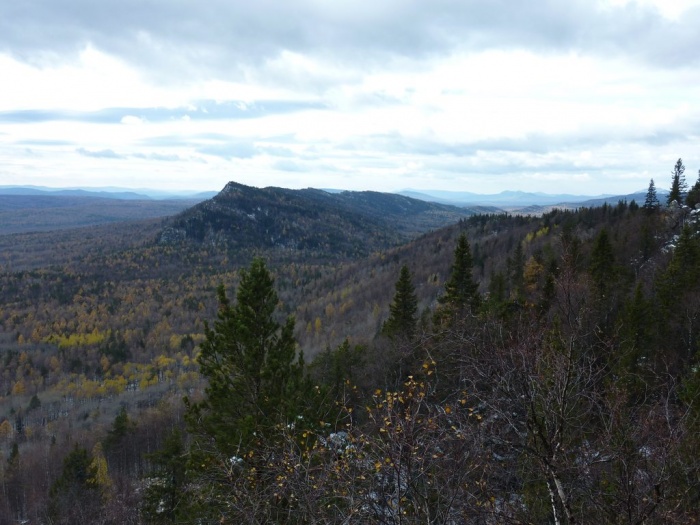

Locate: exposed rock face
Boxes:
[157,227,186,245]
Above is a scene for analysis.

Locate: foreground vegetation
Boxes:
[1,180,700,522]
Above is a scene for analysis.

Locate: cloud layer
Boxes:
[4,1,700,72]
[1,0,699,194]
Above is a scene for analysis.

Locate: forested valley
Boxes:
[1,177,700,524]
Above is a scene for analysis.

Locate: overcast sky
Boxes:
[1,0,699,195]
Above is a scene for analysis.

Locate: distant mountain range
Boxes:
[1,183,662,238]
[1,184,657,210]
[397,188,661,210]
[0,185,217,200]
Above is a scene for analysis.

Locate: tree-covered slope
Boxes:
[0,195,200,234]
[3,193,700,523]
[158,182,476,257]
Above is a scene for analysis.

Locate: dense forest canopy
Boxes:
[1,174,700,523]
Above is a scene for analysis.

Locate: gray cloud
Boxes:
[131,152,182,162]
[271,159,309,172]
[0,110,77,124]
[259,146,298,158]
[76,147,124,159]
[196,142,257,160]
[139,133,321,161]
[139,135,193,148]
[1,0,698,85]
[16,139,74,146]
[421,157,607,183]
[75,148,187,162]
[0,100,325,124]
[342,123,698,160]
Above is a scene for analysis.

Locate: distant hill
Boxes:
[0,195,201,234]
[501,190,670,215]
[575,189,668,208]
[398,188,663,214]
[399,189,613,207]
[0,185,217,200]
[0,187,151,200]
[159,182,478,258]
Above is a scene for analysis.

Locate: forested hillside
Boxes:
[159,182,476,258]
[0,195,201,235]
[1,182,700,523]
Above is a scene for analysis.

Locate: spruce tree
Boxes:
[667,158,687,205]
[657,226,700,370]
[508,241,525,300]
[487,271,506,306]
[619,283,653,384]
[440,233,480,311]
[643,178,660,212]
[660,225,700,300]
[48,446,101,523]
[383,265,418,341]
[7,442,19,467]
[103,406,131,450]
[588,228,621,336]
[686,170,700,209]
[141,429,187,524]
[103,406,134,476]
[436,233,481,323]
[589,228,616,298]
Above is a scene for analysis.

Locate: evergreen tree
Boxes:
[27,394,41,412]
[686,169,700,209]
[618,283,654,389]
[643,178,660,212]
[311,338,366,400]
[103,406,135,476]
[7,442,18,468]
[589,228,616,298]
[14,414,24,439]
[4,442,26,524]
[657,226,700,370]
[440,233,480,311]
[186,257,305,453]
[141,428,187,523]
[100,330,130,363]
[103,406,131,450]
[383,265,418,341]
[667,158,687,205]
[640,219,657,261]
[48,446,101,523]
[436,234,481,323]
[539,258,559,314]
[183,258,329,522]
[488,271,506,303]
[588,228,622,339]
[507,241,526,300]
[659,225,700,301]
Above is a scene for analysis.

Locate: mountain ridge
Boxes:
[0,185,217,200]
[158,181,479,258]
[1,182,661,238]
[3,184,650,207]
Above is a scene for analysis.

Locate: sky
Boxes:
[1,0,700,196]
